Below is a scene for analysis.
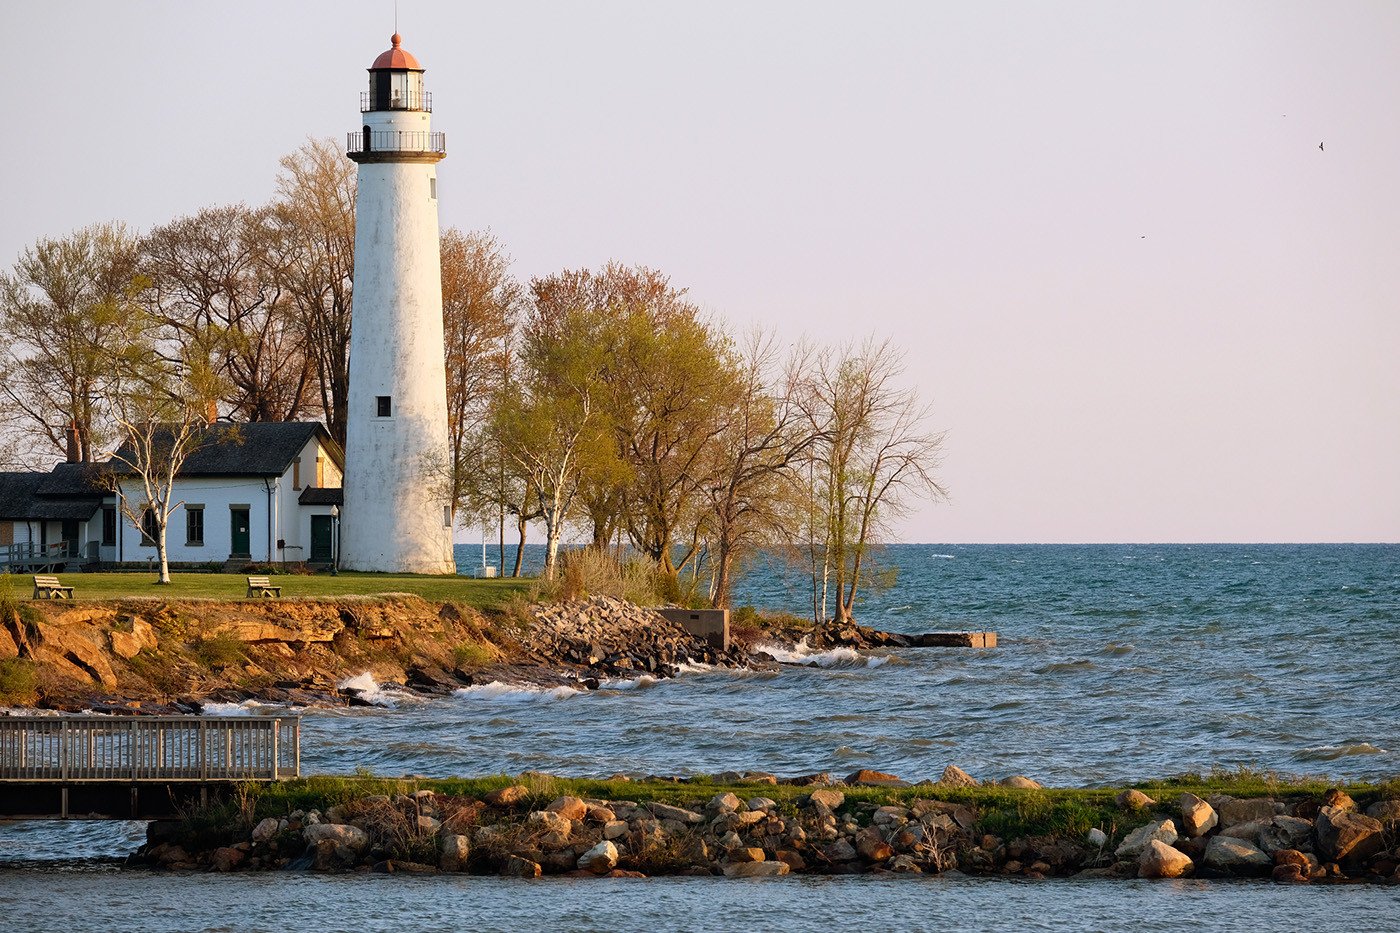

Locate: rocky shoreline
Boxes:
[130,768,1400,884]
[2,595,791,715]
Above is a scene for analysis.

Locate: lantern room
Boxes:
[363,33,429,112]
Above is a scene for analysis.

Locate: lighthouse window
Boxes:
[429,177,437,199]
[376,396,392,417]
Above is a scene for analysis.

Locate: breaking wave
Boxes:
[452,682,581,703]
[757,640,890,669]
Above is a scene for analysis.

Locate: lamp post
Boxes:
[330,505,340,576]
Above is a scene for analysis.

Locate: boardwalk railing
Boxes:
[0,716,299,782]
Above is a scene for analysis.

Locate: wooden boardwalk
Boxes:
[0,715,299,819]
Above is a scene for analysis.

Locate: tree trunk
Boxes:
[155,522,171,585]
[543,515,562,581]
[512,513,528,577]
[712,540,735,610]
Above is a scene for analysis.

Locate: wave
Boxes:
[1297,742,1388,761]
[200,700,281,717]
[452,682,581,703]
[1034,660,1097,674]
[930,554,956,560]
[757,640,890,669]
[337,672,419,709]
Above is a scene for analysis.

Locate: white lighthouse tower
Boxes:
[340,33,456,573]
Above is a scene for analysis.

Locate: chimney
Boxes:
[66,419,80,463]
[205,399,219,424]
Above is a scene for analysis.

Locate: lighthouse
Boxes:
[340,33,456,573]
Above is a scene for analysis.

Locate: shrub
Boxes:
[554,547,665,605]
[190,634,246,670]
[0,658,39,706]
[451,641,496,668]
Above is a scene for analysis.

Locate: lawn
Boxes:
[11,571,532,607]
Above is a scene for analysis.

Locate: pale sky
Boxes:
[2,1,1397,543]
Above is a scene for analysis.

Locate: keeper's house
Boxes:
[0,423,344,571]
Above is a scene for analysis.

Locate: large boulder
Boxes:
[939,765,979,787]
[846,769,909,787]
[1217,797,1277,829]
[1203,835,1271,873]
[527,810,574,836]
[1116,819,1178,859]
[856,828,894,862]
[485,785,529,808]
[1364,799,1400,824]
[1258,816,1315,855]
[1218,819,1270,844]
[1178,793,1218,838]
[1315,806,1384,863]
[649,803,703,824]
[303,822,369,853]
[501,855,542,878]
[708,792,743,813]
[440,833,470,872]
[251,817,281,844]
[723,860,789,877]
[545,796,588,821]
[1138,839,1194,879]
[1116,790,1156,810]
[577,840,619,875]
[807,789,845,811]
[1000,775,1042,789]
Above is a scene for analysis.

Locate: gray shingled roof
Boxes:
[36,462,110,497]
[0,472,102,521]
[110,422,339,477]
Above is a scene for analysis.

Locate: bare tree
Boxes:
[440,228,522,528]
[274,138,356,444]
[806,339,946,623]
[703,334,822,609]
[105,359,233,585]
[0,223,148,462]
[142,204,314,422]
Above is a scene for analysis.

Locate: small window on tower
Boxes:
[429,177,437,199]
[376,396,392,417]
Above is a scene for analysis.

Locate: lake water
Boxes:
[2,543,1397,930]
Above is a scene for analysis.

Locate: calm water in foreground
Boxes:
[1,870,1398,933]
[1,544,1396,930]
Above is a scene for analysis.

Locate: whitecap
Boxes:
[452,682,580,703]
[199,700,265,717]
[757,639,889,669]
[336,671,416,708]
[930,554,955,560]
[1298,742,1388,761]
[604,675,659,691]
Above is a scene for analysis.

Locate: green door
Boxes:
[230,507,251,557]
[310,515,333,563]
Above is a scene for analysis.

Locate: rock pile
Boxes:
[1103,791,1398,883]
[131,777,1400,884]
[526,596,751,679]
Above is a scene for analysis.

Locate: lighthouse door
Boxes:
[362,125,372,152]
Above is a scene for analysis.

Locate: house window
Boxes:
[186,506,205,547]
[292,458,301,490]
[315,455,325,487]
[140,509,159,547]
[101,507,116,547]
[376,396,392,417]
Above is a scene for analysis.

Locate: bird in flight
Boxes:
[1319,142,1325,151]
